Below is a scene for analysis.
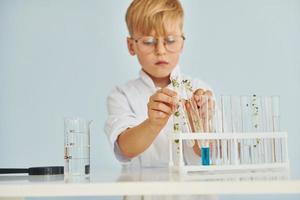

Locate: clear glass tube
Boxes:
[220,95,229,165]
[272,96,282,163]
[240,95,253,164]
[261,96,271,163]
[198,95,211,165]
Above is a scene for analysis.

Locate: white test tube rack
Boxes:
[168,132,289,174]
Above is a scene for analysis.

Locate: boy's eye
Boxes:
[165,36,177,44]
[142,37,156,45]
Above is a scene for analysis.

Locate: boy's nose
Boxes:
[155,40,166,55]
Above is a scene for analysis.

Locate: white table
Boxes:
[0,167,300,199]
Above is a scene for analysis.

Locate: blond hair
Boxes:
[125,0,184,36]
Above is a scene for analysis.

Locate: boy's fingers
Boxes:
[148,110,168,119]
[204,90,213,97]
[194,88,205,96]
[149,109,168,118]
[200,98,214,108]
[194,89,213,103]
[199,101,215,112]
[149,101,173,115]
[185,100,191,110]
[210,101,214,111]
[195,89,213,96]
[151,92,177,105]
[194,95,200,101]
[159,88,177,97]
[197,95,214,108]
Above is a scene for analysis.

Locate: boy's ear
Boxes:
[127,37,136,56]
[179,33,185,53]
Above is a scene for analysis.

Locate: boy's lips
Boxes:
[155,60,169,65]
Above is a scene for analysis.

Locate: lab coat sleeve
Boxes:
[104,86,139,163]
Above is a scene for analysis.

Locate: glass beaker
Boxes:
[64,118,92,181]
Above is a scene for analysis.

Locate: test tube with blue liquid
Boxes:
[201,140,210,165]
[183,93,211,166]
[200,95,211,166]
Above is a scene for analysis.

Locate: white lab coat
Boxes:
[105,66,218,200]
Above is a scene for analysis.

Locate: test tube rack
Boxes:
[168,131,289,174]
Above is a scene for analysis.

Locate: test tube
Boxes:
[201,140,210,165]
[184,99,201,147]
[255,96,264,164]
[230,96,243,165]
[210,107,221,165]
[272,96,282,163]
[249,95,265,164]
[220,95,229,165]
[240,95,252,164]
[261,96,274,163]
[199,95,211,166]
[222,95,247,165]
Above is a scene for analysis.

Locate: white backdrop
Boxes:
[0,0,299,199]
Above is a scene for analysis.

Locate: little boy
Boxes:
[105,0,214,169]
[105,1,217,199]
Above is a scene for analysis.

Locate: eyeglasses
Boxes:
[131,35,185,54]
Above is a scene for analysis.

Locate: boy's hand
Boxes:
[193,89,215,132]
[147,88,177,131]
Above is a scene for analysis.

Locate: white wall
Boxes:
[0,0,299,199]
